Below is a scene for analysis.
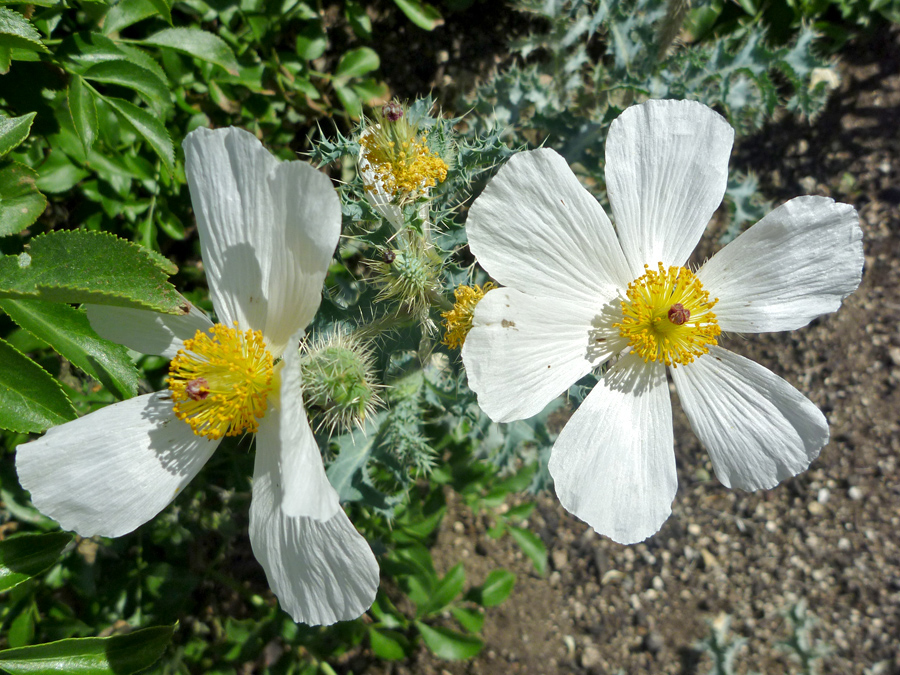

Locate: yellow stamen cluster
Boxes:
[360,132,448,200]
[168,323,275,440]
[441,283,495,350]
[615,263,720,367]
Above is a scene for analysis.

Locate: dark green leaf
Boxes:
[0,229,186,314]
[0,46,10,74]
[0,337,76,433]
[478,569,515,607]
[419,562,465,617]
[333,82,361,118]
[0,161,46,236]
[0,299,140,399]
[334,47,379,81]
[35,151,89,194]
[450,607,484,634]
[0,112,36,157]
[83,60,171,115]
[142,27,238,74]
[508,527,547,576]
[101,96,173,176]
[146,0,172,24]
[103,0,167,35]
[415,622,483,661]
[0,532,72,593]
[368,628,410,660]
[392,0,444,30]
[68,76,98,155]
[345,1,372,39]
[295,23,327,61]
[0,8,48,53]
[0,624,175,675]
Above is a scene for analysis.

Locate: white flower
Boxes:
[462,99,864,545]
[15,127,379,625]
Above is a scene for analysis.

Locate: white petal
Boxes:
[697,196,863,333]
[183,127,341,357]
[16,393,219,538]
[256,343,340,520]
[466,148,632,307]
[670,346,828,491]
[462,287,611,423]
[606,99,734,276]
[548,356,676,544]
[249,431,379,625]
[86,303,213,358]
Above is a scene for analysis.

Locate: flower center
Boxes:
[168,323,275,440]
[360,132,448,201]
[614,263,720,367]
[441,283,495,350]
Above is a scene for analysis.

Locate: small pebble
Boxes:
[849,486,864,500]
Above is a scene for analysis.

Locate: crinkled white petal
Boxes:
[249,426,379,625]
[671,346,828,491]
[548,355,676,544]
[697,196,863,334]
[256,342,339,520]
[16,393,219,538]
[183,127,341,357]
[467,148,632,307]
[463,287,610,423]
[606,99,734,277]
[85,303,213,359]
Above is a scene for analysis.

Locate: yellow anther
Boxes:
[360,133,448,201]
[168,323,274,440]
[441,283,495,350]
[614,263,720,367]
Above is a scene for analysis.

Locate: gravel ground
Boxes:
[367,22,900,675]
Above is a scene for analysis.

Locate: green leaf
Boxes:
[418,562,465,617]
[368,628,410,661]
[0,532,72,593]
[83,60,171,115]
[345,1,372,39]
[0,161,46,237]
[478,569,515,607]
[142,27,238,74]
[0,299,140,399]
[103,0,168,35]
[0,624,175,675]
[101,96,173,176]
[295,23,327,61]
[334,47,379,81]
[414,622,483,661]
[508,527,547,576]
[333,82,361,118]
[0,337,76,433]
[0,45,10,74]
[0,8,48,53]
[450,607,484,634]
[68,76,98,155]
[392,0,444,30]
[0,230,186,314]
[0,112,36,157]
[146,0,172,24]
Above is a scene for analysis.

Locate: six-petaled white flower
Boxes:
[462,99,864,545]
[15,127,379,625]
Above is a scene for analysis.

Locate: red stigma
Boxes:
[186,378,210,401]
[667,303,690,325]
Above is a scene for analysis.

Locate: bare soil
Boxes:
[367,21,900,675]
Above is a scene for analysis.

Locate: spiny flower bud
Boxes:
[368,235,443,320]
[300,331,381,435]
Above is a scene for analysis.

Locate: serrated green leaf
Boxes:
[0,532,72,593]
[368,628,410,660]
[0,8,48,53]
[103,0,166,35]
[0,230,185,314]
[101,96,173,176]
[0,337,76,433]
[0,112,35,157]
[450,607,485,634]
[146,0,172,24]
[83,60,171,115]
[0,299,139,399]
[68,76,98,155]
[142,27,238,74]
[479,569,515,607]
[0,624,175,675]
[335,47,379,81]
[392,0,443,30]
[0,161,46,236]
[508,526,547,576]
[414,622,483,661]
[419,562,465,617]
